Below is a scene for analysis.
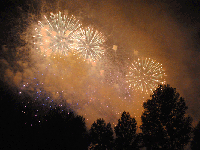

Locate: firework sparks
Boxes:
[126,58,166,94]
[33,11,82,56]
[74,27,106,61]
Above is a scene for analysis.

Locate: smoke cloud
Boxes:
[1,0,199,127]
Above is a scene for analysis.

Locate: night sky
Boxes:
[0,0,200,127]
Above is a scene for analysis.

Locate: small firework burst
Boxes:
[126,58,166,94]
[74,27,106,61]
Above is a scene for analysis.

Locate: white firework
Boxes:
[33,11,82,56]
[74,27,106,61]
[126,58,166,94]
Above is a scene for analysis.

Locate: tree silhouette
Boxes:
[191,121,200,150]
[89,118,114,150]
[140,84,192,150]
[114,111,138,150]
[1,82,90,150]
[40,108,89,150]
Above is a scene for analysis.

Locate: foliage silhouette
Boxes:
[39,108,89,149]
[140,84,192,150]
[89,118,114,150]
[0,81,89,149]
[0,81,39,149]
[114,111,138,150]
[191,121,200,150]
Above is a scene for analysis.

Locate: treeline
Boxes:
[1,83,200,150]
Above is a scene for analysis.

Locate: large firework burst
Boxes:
[126,58,166,94]
[74,27,106,61]
[33,11,82,56]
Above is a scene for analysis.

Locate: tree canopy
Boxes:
[140,84,192,150]
[114,111,138,150]
[89,118,114,150]
[191,121,200,150]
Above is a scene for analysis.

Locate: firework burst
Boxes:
[33,11,82,56]
[74,27,106,61]
[126,58,166,94]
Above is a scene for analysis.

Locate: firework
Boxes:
[33,11,82,56]
[74,27,106,61]
[126,58,166,94]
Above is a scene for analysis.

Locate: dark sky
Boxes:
[0,0,200,125]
